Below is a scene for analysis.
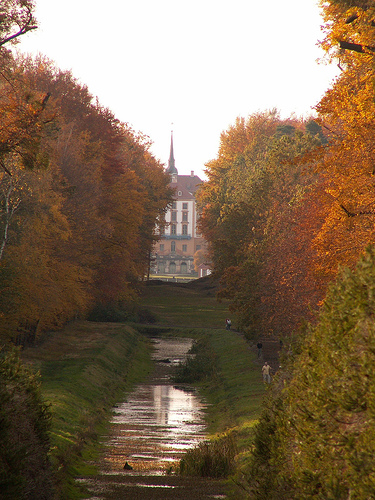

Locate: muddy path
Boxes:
[77,337,227,499]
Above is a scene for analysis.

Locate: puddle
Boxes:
[100,337,208,475]
[78,337,225,499]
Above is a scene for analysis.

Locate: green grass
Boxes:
[17,278,268,497]
[167,328,265,485]
[139,279,267,488]
[141,280,233,329]
[171,329,265,435]
[22,321,153,499]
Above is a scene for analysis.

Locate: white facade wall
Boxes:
[164,199,197,237]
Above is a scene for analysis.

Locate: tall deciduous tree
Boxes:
[0,53,172,343]
[244,246,375,498]
[311,1,375,282]
[198,112,324,337]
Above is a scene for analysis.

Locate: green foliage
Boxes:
[0,347,53,499]
[88,302,157,324]
[242,246,375,498]
[174,337,218,383]
[305,119,327,144]
[179,432,237,478]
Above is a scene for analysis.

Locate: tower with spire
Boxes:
[166,131,178,181]
[151,132,209,280]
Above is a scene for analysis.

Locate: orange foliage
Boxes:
[0,53,172,343]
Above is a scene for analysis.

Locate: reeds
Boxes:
[179,432,237,478]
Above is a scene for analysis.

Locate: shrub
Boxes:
[179,432,237,478]
[244,245,375,498]
[174,337,217,383]
[88,302,157,324]
[0,348,53,499]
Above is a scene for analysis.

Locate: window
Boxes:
[160,244,164,252]
[171,241,176,252]
[178,190,182,196]
[182,203,188,210]
[182,225,188,235]
[196,245,201,251]
[182,244,187,252]
[172,201,177,209]
[171,224,176,235]
[171,211,177,221]
[182,212,188,221]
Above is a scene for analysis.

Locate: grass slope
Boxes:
[22,321,153,499]
[142,279,232,329]
[141,279,265,431]
[18,277,269,499]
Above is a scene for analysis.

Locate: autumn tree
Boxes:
[0,0,37,47]
[312,0,375,282]
[198,111,325,337]
[0,52,172,343]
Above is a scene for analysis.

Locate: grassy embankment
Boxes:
[140,279,267,488]
[21,321,153,499]
[20,278,268,498]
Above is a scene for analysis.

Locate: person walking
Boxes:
[225,318,232,330]
[262,361,271,383]
[257,341,263,358]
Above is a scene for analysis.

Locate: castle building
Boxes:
[152,133,206,279]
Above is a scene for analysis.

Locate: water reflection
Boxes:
[100,337,208,475]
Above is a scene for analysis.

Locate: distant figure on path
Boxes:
[262,362,271,383]
[257,342,263,358]
[225,318,232,330]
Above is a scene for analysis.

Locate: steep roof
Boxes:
[170,174,202,200]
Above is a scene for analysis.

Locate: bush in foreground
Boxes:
[243,246,375,498]
[179,432,237,478]
[0,348,53,499]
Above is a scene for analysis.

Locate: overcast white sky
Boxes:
[18,0,339,179]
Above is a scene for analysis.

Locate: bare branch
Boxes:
[339,40,375,53]
[0,5,37,47]
[0,160,12,177]
[340,204,375,217]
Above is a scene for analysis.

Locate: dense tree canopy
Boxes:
[198,2,375,340]
[0,52,172,343]
[197,112,325,337]
[244,247,375,498]
[198,2,375,497]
